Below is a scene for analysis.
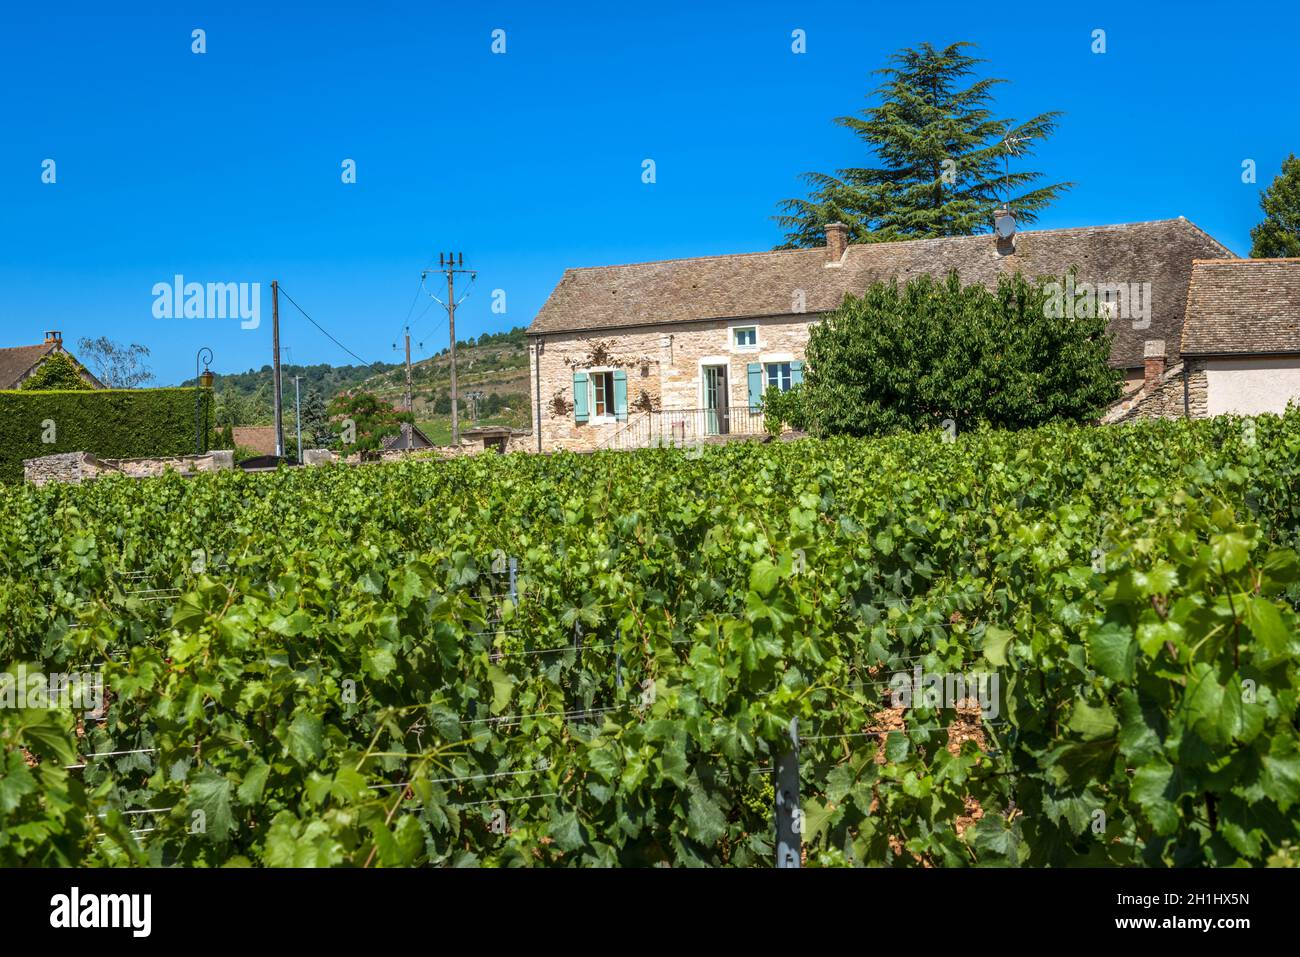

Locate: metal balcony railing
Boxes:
[596,406,765,451]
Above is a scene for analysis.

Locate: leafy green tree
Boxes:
[19,352,93,391]
[327,391,412,452]
[801,271,1121,436]
[213,387,266,428]
[775,42,1071,248]
[1250,154,1300,258]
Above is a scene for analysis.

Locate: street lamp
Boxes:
[196,347,213,454]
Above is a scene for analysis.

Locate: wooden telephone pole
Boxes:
[271,280,284,457]
[402,327,414,448]
[421,253,476,446]
[403,331,413,413]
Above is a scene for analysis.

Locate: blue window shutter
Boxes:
[747,363,762,411]
[790,360,804,387]
[573,372,589,423]
[613,369,628,421]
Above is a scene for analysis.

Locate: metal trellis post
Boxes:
[774,716,801,868]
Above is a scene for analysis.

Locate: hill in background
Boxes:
[198,326,532,442]
[357,327,531,442]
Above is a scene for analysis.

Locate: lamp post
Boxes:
[196,347,213,454]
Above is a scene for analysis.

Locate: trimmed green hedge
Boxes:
[0,388,213,482]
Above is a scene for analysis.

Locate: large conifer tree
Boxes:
[775,42,1071,248]
[1250,154,1300,258]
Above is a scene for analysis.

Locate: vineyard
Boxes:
[2,411,1299,867]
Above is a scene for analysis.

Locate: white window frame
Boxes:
[764,360,794,393]
[729,324,760,352]
[584,367,618,424]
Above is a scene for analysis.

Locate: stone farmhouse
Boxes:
[526,218,1240,452]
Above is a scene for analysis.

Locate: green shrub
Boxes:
[0,388,213,482]
[19,352,93,391]
[802,271,1123,437]
[761,384,808,436]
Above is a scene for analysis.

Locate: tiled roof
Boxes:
[1181,258,1300,356]
[528,219,1233,368]
[232,426,279,456]
[381,424,435,450]
[0,343,56,389]
[0,340,105,390]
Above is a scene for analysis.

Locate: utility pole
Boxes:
[403,329,413,414]
[467,390,485,423]
[403,327,414,448]
[293,375,303,464]
[447,265,459,446]
[421,253,475,447]
[271,280,284,458]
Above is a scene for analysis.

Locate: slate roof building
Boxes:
[528,218,1235,451]
[1110,257,1300,421]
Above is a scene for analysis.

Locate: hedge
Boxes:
[0,388,213,482]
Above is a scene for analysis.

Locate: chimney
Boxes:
[1143,340,1166,391]
[824,223,848,263]
[44,330,62,348]
[992,207,1016,256]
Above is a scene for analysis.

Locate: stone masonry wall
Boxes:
[23,451,98,487]
[24,450,234,486]
[531,314,813,452]
[1104,360,1209,423]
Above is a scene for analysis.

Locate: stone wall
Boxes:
[504,432,534,454]
[24,441,545,485]
[1103,360,1209,423]
[23,451,101,487]
[530,315,813,452]
[24,450,234,486]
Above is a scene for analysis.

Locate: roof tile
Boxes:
[529,219,1233,368]
[1181,258,1300,356]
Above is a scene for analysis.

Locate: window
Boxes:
[591,371,615,416]
[766,362,792,392]
[733,327,757,348]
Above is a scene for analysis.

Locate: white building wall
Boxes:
[1204,356,1300,416]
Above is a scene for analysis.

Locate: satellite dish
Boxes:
[993,207,1016,240]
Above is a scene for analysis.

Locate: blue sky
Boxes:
[1,0,1296,385]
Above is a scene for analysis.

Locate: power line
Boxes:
[275,284,382,369]
[400,277,424,332]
